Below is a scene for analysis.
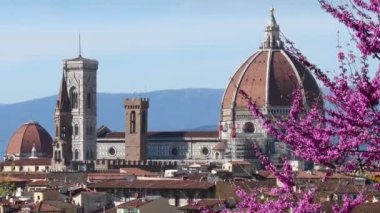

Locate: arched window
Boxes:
[70,87,78,109]
[215,152,220,159]
[130,111,136,134]
[87,93,91,109]
[58,151,61,160]
[74,124,79,137]
[74,149,79,160]
[61,126,66,139]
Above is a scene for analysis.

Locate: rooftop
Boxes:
[88,179,214,190]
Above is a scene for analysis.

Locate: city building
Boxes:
[3,10,321,172]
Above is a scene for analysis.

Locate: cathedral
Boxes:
[4,10,321,172]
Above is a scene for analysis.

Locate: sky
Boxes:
[0,0,347,104]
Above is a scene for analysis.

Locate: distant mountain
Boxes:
[0,88,224,154]
[0,87,333,154]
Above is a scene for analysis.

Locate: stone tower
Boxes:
[51,75,73,170]
[55,54,98,163]
[124,98,149,161]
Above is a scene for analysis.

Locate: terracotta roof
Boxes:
[33,201,61,212]
[88,179,214,190]
[10,173,49,180]
[6,122,53,157]
[117,199,152,209]
[87,171,158,182]
[295,171,351,179]
[221,49,321,109]
[212,141,226,150]
[0,158,51,166]
[215,180,276,200]
[119,168,158,176]
[27,180,49,186]
[179,199,225,210]
[104,131,218,139]
[87,173,135,182]
[0,176,29,183]
[103,132,124,139]
[33,200,80,212]
[316,181,365,194]
[258,171,353,180]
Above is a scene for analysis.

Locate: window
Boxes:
[74,124,79,137]
[202,147,210,156]
[171,147,178,156]
[130,111,136,134]
[243,122,255,133]
[70,87,78,109]
[74,149,79,160]
[61,126,66,139]
[108,147,116,156]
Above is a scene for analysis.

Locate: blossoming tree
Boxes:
[236,1,380,212]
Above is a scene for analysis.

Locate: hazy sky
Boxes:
[0,0,346,103]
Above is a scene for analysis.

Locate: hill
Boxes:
[0,88,224,154]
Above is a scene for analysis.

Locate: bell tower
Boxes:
[62,55,98,162]
[124,98,149,161]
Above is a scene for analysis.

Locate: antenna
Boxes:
[79,32,82,57]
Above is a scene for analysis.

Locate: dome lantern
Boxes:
[261,7,283,50]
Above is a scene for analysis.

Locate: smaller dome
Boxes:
[6,122,53,159]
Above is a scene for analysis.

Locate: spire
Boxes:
[78,33,82,57]
[261,7,283,49]
[56,74,70,111]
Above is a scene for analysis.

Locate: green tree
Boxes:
[0,182,16,197]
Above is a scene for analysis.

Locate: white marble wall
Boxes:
[96,140,220,160]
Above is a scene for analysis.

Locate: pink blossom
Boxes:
[234,1,379,212]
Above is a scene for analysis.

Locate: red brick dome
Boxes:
[222,11,320,110]
[221,49,321,109]
[6,122,53,158]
